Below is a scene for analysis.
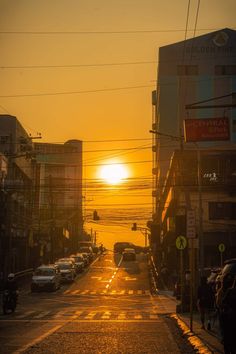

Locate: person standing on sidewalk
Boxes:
[197,276,215,330]
[216,274,236,354]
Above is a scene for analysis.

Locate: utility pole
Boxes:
[48,175,55,263]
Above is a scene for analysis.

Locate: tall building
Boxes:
[0,115,34,274]
[151,28,236,268]
[34,140,83,263]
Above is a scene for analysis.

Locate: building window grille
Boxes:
[215,65,236,75]
[209,202,236,220]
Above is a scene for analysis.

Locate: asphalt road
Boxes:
[0,252,194,354]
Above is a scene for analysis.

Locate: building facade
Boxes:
[0,115,35,275]
[33,140,83,263]
[151,28,236,268]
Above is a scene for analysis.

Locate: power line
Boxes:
[0,61,156,70]
[0,84,154,98]
[0,28,228,35]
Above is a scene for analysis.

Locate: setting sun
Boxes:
[99,163,129,184]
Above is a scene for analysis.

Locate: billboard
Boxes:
[184,117,230,142]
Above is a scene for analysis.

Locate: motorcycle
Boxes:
[2,290,17,314]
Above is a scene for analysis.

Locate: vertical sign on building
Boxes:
[186,209,196,239]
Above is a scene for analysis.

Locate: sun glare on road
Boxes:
[99,163,129,185]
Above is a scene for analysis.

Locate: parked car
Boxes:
[70,254,84,273]
[78,247,94,262]
[55,262,76,282]
[31,265,61,292]
[122,248,136,261]
[79,252,89,267]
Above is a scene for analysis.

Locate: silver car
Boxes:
[31,265,61,292]
[55,262,76,282]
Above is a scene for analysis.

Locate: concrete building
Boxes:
[33,140,83,263]
[151,28,236,268]
[0,115,35,274]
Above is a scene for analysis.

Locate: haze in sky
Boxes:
[0,0,235,246]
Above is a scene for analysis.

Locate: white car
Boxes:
[31,265,61,292]
[55,262,76,282]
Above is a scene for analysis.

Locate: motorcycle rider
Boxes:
[4,273,18,302]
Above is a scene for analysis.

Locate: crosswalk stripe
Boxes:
[2,310,162,321]
[71,290,80,295]
[119,290,125,295]
[80,290,89,294]
[90,291,96,295]
[85,311,97,319]
[128,290,133,295]
[101,311,111,319]
[118,312,126,319]
[63,289,71,294]
[145,290,149,295]
[134,314,142,319]
[16,310,35,318]
[137,290,142,295]
[33,311,50,319]
[53,310,68,318]
[149,314,158,319]
[111,290,117,294]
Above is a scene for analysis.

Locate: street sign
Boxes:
[184,117,230,142]
[218,243,225,253]
[186,210,196,239]
[176,236,187,250]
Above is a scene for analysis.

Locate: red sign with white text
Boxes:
[184,117,230,142]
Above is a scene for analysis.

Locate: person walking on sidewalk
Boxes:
[216,274,236,354]
[197,276,215,330]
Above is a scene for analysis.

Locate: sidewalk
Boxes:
[159,290,224,353]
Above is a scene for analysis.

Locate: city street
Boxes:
[0,252,195,354]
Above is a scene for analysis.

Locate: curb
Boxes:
[170,313,213,354]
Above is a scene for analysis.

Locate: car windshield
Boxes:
[35,268,54,276]
[222,263,236,275]
[57,263,71,270]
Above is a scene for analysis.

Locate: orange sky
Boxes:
[0,0,235,246]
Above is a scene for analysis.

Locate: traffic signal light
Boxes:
[93,210,100,221]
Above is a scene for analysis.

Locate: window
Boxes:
[215,65,236,75]
[209,202,236,220]
[177,65,198,76]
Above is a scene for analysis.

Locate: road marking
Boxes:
[71,290,80,295]
[128,290,134,295]
[149,314,158,319]
[118,312,126,320]
[119,290,125,295]
[111,290,117,294]
[15,311,36,319]
[134,314,142,319]
[90,276,102,280]
[101,311,111,319]
[13,324,63,354]
[33,311,50,319]
[85,311,97,319]
[90,291,96,295]
[53,310,68,319]
[124,277,137,281]
[63,289,71,294]
[137,290,142,295]
[80,290,89,294]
